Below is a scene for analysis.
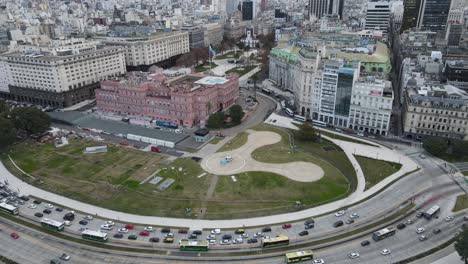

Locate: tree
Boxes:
[229,104,244,124]
[455,227,468,264]
[10,107,51,135]
[176,52,195,67]
[0,100,9,115]
[295,122,319,141]
[249,73,259,100]
[236,41,245,51]
[207,112,224,129]
[451,139,468,158]
[422,137,448,157]
[0,117,16,149]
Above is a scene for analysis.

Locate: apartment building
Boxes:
[0,40,126,107]
[365,1,390,36]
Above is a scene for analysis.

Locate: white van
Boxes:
[285,108,294,117]
[293,115,306,122]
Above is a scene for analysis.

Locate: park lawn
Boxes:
[319,130,377,147]
[462,171,468,176]
[194,62,218,73]
[354,155,402,190]
[225,65,256,77]
[215,51,241,60]
[454,194,468,212]
[208,136,223,145]
[216,132,249,152]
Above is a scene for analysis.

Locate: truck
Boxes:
[154,120,178,130]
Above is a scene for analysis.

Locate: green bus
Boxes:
[285,250,314,263]
[180,241,209,251]
[262,236,290,248]
[41,218,65,232]
[81,230,108,242]
[0,202,19,215]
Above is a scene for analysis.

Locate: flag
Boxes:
[209,44,217,58]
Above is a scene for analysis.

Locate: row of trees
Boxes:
[0,100,51,150]
[422,137,468,161]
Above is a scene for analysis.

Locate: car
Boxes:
[261,227,272,232]
[433,228,441,234]
[59,254,70,261]
[63,211,75,221]
[416,212,424,218]
[333,220,344,228]
[240,233,249,238]
[232,238,243,244]
[361,240,370,246]
[78,227,88,232]
[335,210,345,217]
[44,203,54,209]
[222,234,232,240]
[139,231,150,236]
[348,253,360,259]
[356,133,364,137]
[101,224,113,230]
[313,259,325,264]
[113,233,123,239]
[207,234,216,240]
[397,223,406,230]
[118,228,129,233]
[416,227,425,234]
[104,221,115,226]
[192,230,202,235]
[64,221,72,226]
[27,204,37,209]
[84,215,93,221]
[406,219,414,225]
[282,224,292,229]
[247,238,258,244]
[299,230,309,236]
[34,212,43,217]
[349,213,359,219]
[161,228,170,233]
[128,235,137,240]
[55,207,63,212]
[262,235,271,240]
[464,215,468,221]
[43,209,52,214]
[445,216,454,222]
[304,219,315,225]
[419,235,428,241]
[33,200,42,204]
[78,220,88,225]
[124,224,134,230]
[189,233,198,240]
[165,233,174,238]
[50,259,61,264]
[211,228,221,235]
[253,232,264,238]
[20,196,30,201]
[10,232,19,239]
[305,223,315,229]
[144,226,155,232]
[219,239,231,245]
[345,219,355,224]
[178,229,188,234]
[368,135,376,139]
[234,228,245,234]
[381,249,391,255]
[208,239,217,245]
[149,237,159,243]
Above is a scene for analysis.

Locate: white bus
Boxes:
[41,218,65,232]
[293,115,306,122]
[285,250,314,263]
[372,226,396,241]
[81,230,108,242]
[285,108,294,117]
[0,202,19,215]
[312,120,327,127]
[424,205,440,220]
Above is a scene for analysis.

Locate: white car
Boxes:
[64,221,72,226]
[313,259,325,264]
[211,228,221,235]
[207,234,216,240]
[419,235,428,241]
[406,219,414,225]
[84,215,93,221]
[118,228,129,233]
[208,239,217,245]
[104,221,115,226]
[44,203,54,209]
[232,238,243,244]
[101,224,113,230]
[445,216,454,222]
[381,249,391,255]
[348,253,360,259]
[165,233,174,238]
[416,227,425,234]
[219,239,231,245]
[253,232,264,238]
[240,233,249,238]
[27,204,37,209]
[59,253,71,261]
[357,133,364,137]
[349,213,359,219]
[262,235,270,240]
[144,226,155,232]
[335,210,345,217]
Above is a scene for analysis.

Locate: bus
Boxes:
[372,226,396,241]
[285,108,294,117]
[81,230,108,242]
[293,115,306,122]
[41,218,65,232]
[179,241,209,251]
[424,205,440,220]
[312,120,327,127]
[0,202,19,215]
[261,88,271,95]
[262,236,290,248]
[285,250,314,263]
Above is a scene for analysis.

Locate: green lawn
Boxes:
[462,171,468,176]
[454,194,468,212]
[194,62,218,73]
[319,130,377,147]
[225,65,257,77]
[208,136,224,145]
[215,51,242,60]
[216,132,249,153]
[354,155,402,190]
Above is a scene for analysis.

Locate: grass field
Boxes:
[225,65,256,77]
[319,130,377,147]
[354,155,402,190]
[454,194,468,212]
[463,171,468,176]
[215,51,242,60]
[208,136,223,145]
[194,62,218,73]
[216,132,249,153]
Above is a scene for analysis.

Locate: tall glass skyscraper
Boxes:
[417,0,452,32]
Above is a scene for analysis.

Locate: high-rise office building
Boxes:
[242,0,254,21]
[365,1,391,36]
[417,0,452,32]
[401,0,422,32]
[226,0,239,14]
[328,0,344,18]
[308,0,330,20]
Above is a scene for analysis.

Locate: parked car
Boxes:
[59,254,70,261]
[348,253,360,259]
[419,235,428,241]
[445,216,454,222]
[211,228,221,235]
[305,223,314,229]
[27,204,37,209]
[84,215,93,221]
[345,219,354,224]
[192,230,202,235]
[433,228,441,234]
[381,249,391,256]
[44,203,54,209]
[55,207,63,212]
[128,235,138,240]
[416,227,425,234]
[33,200,42,204]
[299,230,309,236]
[118,228,128,233]
[234,228,245,234]
[163,237,174,243]
[222,234,232,240]
[178,229,188,234]
[144,226,155,232]
[282,224,292,229]
[349,213,359,219]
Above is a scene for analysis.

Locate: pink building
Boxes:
[95,70,239,127]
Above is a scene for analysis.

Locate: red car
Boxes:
[10,233,19,239]
[124,224,134,230]
[282,224,292,229]
[150,146,161,153]
[139,230,150,236]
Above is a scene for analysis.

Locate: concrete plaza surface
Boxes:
[201,131,324,182]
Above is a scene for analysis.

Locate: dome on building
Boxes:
[407,78,417,86]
